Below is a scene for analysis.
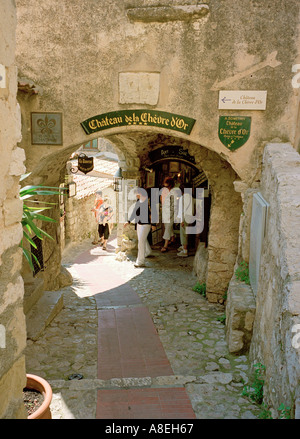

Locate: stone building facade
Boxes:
[0,0,299,417]
[64,154,118,246]
[14,0,300,302]
[0,1,27,419]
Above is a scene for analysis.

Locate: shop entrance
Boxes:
[145,146,211,253]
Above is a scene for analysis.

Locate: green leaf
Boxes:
[192,282,206,297]
[23,230,37,249]
[31,213,56,223]
[20,185,63,201]
[24,204,56,210]
[21,246,35,271]
[22,223,32,235]
[23,214,44,239]
[20,175,60,271]
[30,251,41,268]
[235,260,250,285]
[39,228,54,241]
[21,184,62,192]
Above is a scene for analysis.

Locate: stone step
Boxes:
[23,277,44,315]
[26,290,64,341]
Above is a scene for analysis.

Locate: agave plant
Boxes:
[19,173,63,270]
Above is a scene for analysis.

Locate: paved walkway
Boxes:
[25,232,261,419]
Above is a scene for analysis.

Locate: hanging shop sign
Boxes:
[218,116,251,151]
[81,110,196,135]
[149,145,196,165]
[77,153,94,174]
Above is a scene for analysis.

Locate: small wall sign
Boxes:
[0,64,6,89]
[192,171,207,186]
[218,90,267,110]
[149,145,196,165]
[81,110,196,135]
[146,171,156,188]
[31,112,63,145]
[218,116,251,151]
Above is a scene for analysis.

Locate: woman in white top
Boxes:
[176,185,193,257]
[160,177,178,252]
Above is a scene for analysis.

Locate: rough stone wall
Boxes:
[189,145,243,301]
[0,1,27,419]
[65,194,97,243]
[193,243,208,284]
[249,143,300,414]
[225,278,256,354]
[15,0,300,183]
[205,175,242,301]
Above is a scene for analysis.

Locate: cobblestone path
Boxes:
[25,234,261,419]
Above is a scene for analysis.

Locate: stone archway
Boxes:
[18,137,134,292]
[21,127,242,302]
[103,131,242,303]
[14,0,300,304]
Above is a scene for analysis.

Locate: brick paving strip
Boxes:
[25,235,261,419]
[74,249,196,419]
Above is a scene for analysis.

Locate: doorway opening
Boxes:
[145,156,211,253]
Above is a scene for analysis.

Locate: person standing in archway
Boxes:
[177,183,193,257]
[128,188,157,268]
[91,191,103,245]
[97,195,113,250]
[161,177,177,252]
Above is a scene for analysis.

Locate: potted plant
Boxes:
[25,374,52,419]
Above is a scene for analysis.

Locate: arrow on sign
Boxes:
[221,97,231,103]
[211,50,281,91]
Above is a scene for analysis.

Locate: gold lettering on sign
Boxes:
[84,110,194,134]
[89,116,123,130]
[220,128,237,135]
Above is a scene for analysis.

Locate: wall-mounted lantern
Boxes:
[113,168,123,192]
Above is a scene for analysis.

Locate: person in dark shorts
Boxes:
[91,191,103,244]
[97,196,113,250]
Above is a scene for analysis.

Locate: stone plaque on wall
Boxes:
[31,112,63,145]
[249,192,269,296]
[119,72,160,105]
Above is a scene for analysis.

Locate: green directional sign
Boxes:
[81,109,196,135]
[218,116,251,151]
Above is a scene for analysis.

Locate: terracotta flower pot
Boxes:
[26,374,52,419]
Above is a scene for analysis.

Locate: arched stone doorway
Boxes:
[20,127,242,303]
[103,131,242,303]
[146,145,211,249]
[14,0,299,305]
